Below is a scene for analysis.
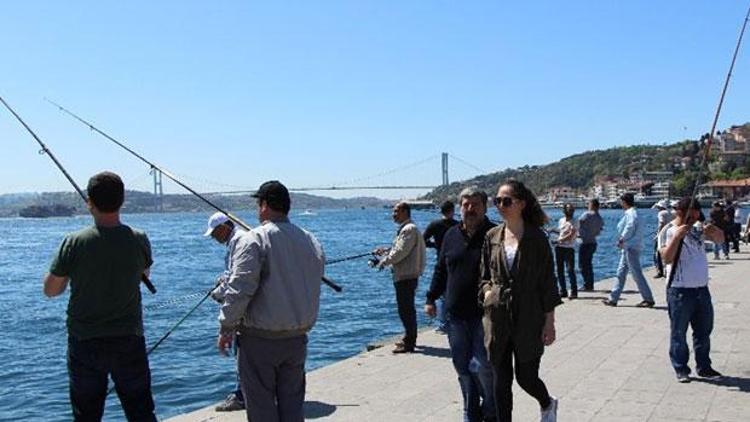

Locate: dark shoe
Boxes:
[602,299,617,307]
[392,344,415,354]
[582,286,593,292]
[569,292,578,300]
[215,393,245,412]
[654,273,664,279]
[697,368,723,379]
[636,300,655,308]
[676,372,691,383]
[559,290,568,298]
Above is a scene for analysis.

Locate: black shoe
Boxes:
[215,393,245,411]
[582,286,593,292]
[569,292,578,299]
[602,299,617,307]
[676,372,691,383]
[392,344,415,354]
[654,273,664,279]
[559,291,568,298]
[697,368,723,378]
[636,300,655,308]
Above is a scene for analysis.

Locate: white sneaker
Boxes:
[540,396,558,422]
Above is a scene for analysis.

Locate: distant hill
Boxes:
[424,139,714,202]
[0,190,392,218]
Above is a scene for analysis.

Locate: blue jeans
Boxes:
[67,335,156,422]
[667,287,714,375]
[447,316,495,422]
[713,241,728,258]
[609,247,654,303]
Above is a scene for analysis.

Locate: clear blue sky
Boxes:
[1,1,749,199]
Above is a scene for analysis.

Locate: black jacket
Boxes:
[426,217,495,320]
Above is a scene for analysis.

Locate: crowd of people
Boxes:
[42,171,743,422]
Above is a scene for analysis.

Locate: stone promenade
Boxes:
[168,247,750,422]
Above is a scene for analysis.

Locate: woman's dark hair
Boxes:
[502,179,548,227]
[87,171,124,212]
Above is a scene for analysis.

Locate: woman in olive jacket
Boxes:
[479,180,562,422]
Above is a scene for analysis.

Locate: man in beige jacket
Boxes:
[374,201,427,353]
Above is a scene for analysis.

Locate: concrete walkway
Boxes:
[168,247,750,422]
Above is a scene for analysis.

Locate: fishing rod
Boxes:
[45,98,342,293]
[671,4,750,278]
[0,96,157,294]
[326,251,374,264]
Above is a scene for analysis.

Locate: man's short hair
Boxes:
[440,200,455,215]
[458,186,488,205]
[620,193,635,207]
[396,201,411,217]
[252,180,291,214]
[675,197,701,211]
[589,198,600,209]
[87,171,124,212]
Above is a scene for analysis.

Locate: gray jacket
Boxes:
[219,217,325,338]
[380,219,426,282]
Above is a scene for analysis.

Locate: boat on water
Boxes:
[18,204,75,218]
[299,209,317,216]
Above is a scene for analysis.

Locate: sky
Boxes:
[1,1,749,199]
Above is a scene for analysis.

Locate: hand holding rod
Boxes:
[45,98,340,292]
[0,96,156,293]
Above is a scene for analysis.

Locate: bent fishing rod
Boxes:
[45,98,342,292]
[670,4,750,277]
[0,96,157,294]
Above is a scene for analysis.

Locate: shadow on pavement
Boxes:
[693,375,750,393]
[417,345,452,358]
[305,400,358,418]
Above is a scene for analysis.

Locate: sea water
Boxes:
[0,207,663,421]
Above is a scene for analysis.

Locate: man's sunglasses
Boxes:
[493,196,515,207]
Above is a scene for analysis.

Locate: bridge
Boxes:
[148,152,490,211]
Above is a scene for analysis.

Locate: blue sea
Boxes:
[0,207,665,421]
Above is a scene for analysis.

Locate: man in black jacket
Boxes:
[425,187,496,422]
[423,200,458,333]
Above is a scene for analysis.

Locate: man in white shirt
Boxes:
[652,199,673,278]
[554,203,578,298]
[658,197,725,383]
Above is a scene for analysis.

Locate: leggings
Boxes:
[492,341,551,422]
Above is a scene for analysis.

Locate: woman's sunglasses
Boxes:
[493,196,515,207]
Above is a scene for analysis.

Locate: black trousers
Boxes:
[578,242,597,290]
[555,246,577,294]
[67,335,156,422]
[653,240,665,276]
[492,341,551,422]
[394,278,418,346]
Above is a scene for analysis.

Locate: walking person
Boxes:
[204,212,247,412]
[424,200,459,333]
[553,203,577,299]
[374,201,427,353]
[577,199,604,291]
[425,187,496,422]
[602,193,655,307]
[216,180,325,422]
[725,200,741,253]
[652,199,673,278]
[43,171,157,421]
[658,197,725,383]
[480,180,562,422]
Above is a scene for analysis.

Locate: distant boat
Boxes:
[299,209,316,216]
[19,204,75,218]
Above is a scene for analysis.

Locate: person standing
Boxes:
[374,202,427,353]
[652,199,673,278]
[204,212,247,412]
[577,199,604,291]
[725,200,740,253]
[709,202,729,260]
[44,171,156,421]
[423,200,459,333]
[553,203,578,299]
[425,187,496,422]
[602,193,655,307]
[216,181,325,422]
[658,197,725,383]
[480,180,562,422]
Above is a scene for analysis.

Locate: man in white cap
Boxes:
[652,199,673,278]
[204,211,248,412]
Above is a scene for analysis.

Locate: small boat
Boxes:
[299,209,316,216]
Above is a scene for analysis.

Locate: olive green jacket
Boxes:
[478,223,562,363]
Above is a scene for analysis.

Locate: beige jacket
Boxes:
[380,219,426,282]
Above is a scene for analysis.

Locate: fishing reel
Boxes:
[367,256,383,271]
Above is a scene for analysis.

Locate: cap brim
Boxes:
[203,227,214,236]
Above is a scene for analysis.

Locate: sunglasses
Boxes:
[493,196,515,207]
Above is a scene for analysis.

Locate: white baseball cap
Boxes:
[204,212,230,236]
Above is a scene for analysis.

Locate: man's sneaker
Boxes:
[697,367,723,379]
[654,273,665,278]
[540,396,558,422]
[392,344,415,354]
[215,393,245,412]
[602,299,617,307]
[569,292,578,300]
[636,300,655,308]
[676,372,691,383]
[559,291,568,298]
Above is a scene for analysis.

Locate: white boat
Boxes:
[299,209,316,216]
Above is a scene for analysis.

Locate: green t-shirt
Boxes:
[49,224,153,340]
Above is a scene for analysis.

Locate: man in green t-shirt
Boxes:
[44,171,156,422]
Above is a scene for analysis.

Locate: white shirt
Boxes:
[657,222,709,288]
[504,244,517,270]
[557,217,577,248]
[657,209,673,227]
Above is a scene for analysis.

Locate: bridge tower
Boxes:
[441,152,449,186]
[152,169,163,212]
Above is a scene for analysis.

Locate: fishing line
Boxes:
[0,96,157,294]
[44,98,342,293]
